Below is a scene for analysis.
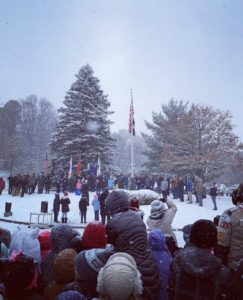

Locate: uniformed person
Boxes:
[215,183,243,271]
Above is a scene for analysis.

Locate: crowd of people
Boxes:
[0,184,242,300]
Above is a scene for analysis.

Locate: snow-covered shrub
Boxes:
[125,189,160,205]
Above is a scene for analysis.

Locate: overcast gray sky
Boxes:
[0,0,243,139]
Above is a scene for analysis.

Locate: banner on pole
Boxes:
[68,155,72,179]
[128,90,135,136]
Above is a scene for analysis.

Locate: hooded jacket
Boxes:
[168,245,232,300]
[105,190,160,300]
[149,229,172,300]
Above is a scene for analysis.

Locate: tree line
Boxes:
[0,64,242,184]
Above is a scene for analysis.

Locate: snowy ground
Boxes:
[0,189,232,247]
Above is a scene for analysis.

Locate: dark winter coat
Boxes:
[149,229,172,300]
[78,197,89,212]
[99,190,109,215]
[53,195,61,212]
[168,244,232,300]
[106,209,160,300]
[60,196,70,213]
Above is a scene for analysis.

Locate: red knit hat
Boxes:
[37,230,51,258]
[81,221,107,249]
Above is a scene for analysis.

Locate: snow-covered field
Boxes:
[0,189,232,247]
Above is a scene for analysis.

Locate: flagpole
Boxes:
[130,89,134,178]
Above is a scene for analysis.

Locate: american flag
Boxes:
[128,91,135,136]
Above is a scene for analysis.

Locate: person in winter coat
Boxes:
[0,252,42,300]
[210,182,218,210]
[79,195,89,223]
[60,192,71,223]
[161,177,169,200]
[148,229,172,300]
[53,193,61,223]
[185,177,193,204]
[81,180,89,203]
[44,248,77,300]
[91,193,100,221]
[40,224,80,291]
[105,190,160,300]
[72,245,115,299]
[168,219,232,300]
[99,188,110,225]
[215,183,243,271]
[194,176,203,206]
[0,177,5,195]
[146,198,178,246]
[75,179,82,196]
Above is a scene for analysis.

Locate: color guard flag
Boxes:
[97,155,101,176]
[128,93,135,136]
[68,155,72,179]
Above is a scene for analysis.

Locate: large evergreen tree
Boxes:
[50,64,114,169]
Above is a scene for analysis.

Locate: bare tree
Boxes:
[144,99,238,181]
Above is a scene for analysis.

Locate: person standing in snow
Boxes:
[0,177,5,195]
[79,195,89,223]
[210,182,218,210]
[161,177,169,200]
[60,191,70,223]
[91,193,100,221]
[53,193,61,223]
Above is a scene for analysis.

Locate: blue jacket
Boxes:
[92,195,100,211]
[149,229,172,300]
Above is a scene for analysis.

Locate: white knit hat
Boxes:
[150,200,166,212]
[97,252,143,300]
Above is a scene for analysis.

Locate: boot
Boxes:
[64,218,68,223]
[61,217,65,223]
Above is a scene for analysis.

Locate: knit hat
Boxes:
[37,230,51,258]
[75,244,114,282]
[190,219,217,249]
[55,291,87,300]
[53,248,77,284]
[97,252,143,300]
[81,221,107,249]
[51,224,80,253]
[3,252,36,295]
[182,224,193,243]
[9,227,41,263]
[151,200,166,212]
[105,190,129,216]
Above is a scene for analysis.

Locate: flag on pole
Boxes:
[128,89,135,136]
[97,155,101,176]
[92,160,97,177]
[76,156,81,177]
[68,155,72,179]
[44,153,48,176]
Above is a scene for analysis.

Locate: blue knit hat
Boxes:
[55,291,87,300]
